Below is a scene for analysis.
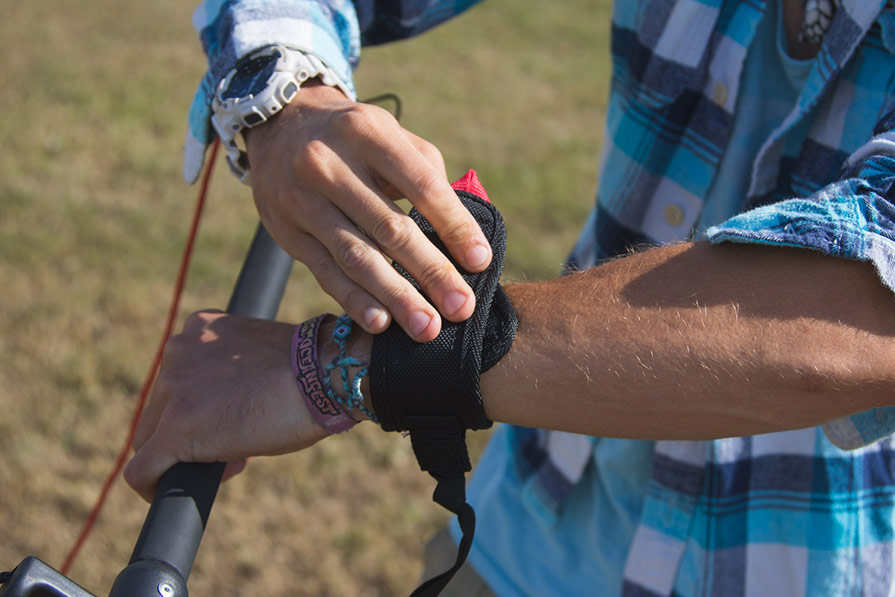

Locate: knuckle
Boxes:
[151,367,179,403]
[307,256,345,297]
[183,310,205,329]
[417,140,445,166]
[371,214,415,254]
[340,286,371,317]
[412,171,443,199]
[378,282,416,313]
[161,333,187,360]
[335,238,375,272]
[439,218,480,248]
[181,309,220,333]
[413,259,457,292]
[122,462,140,491]
[301,138,330,162]
[307,252,339,281]
[335,103,382,135]
[295,140,335,181]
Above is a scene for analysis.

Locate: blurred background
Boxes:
[0,0,610,594]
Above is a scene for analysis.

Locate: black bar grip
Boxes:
[110,224,293,597]
[110,462,226,597]
[226,224,295,319]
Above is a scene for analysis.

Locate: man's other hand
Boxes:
[245,81,492,342]
[124,311,331,501]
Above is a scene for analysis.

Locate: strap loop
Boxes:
[406,417,472,479]
[409,501,476,597]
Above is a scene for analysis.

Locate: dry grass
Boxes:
[0,1,609,594]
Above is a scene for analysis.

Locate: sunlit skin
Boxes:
[125,242,895,500]
[125,0,873,502]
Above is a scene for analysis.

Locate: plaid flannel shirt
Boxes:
[183,0,481,183]
[186,1,895,595]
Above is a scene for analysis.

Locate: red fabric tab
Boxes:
[451,169,490,203]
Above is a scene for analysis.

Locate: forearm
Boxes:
[124,242,895,498]
[481,242,895,440]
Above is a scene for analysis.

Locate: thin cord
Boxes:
[60,138,221,575]
[362,93,402,121]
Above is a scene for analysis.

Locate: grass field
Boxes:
[0,1,611,594]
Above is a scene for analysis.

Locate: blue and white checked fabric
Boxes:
[183,0,482,183]
[186,1,895,595]
[556,1,895,595]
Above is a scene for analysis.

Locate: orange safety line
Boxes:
[60,138,221,575]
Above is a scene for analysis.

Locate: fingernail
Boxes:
[465,244,490,269]
[364,307,388,331]
[409,312,432,337]
[444,291,468,317]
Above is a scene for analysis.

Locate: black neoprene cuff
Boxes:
[370,191,516,440]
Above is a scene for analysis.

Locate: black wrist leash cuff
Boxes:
[370,190,517,596]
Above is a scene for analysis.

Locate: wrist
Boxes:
[212,46,352,184]
[243,79,352,169]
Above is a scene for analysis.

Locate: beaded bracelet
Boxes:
[291,315,357,434]
[323,313,378,424]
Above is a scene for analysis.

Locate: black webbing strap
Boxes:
[370,191,517,595]
[409,478,475,597]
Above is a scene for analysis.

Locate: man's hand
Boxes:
[245,81,493,343]
[124,311,336,501]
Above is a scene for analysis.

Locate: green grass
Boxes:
[0,1,611,594]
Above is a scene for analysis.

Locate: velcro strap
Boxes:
[406,416,471,477]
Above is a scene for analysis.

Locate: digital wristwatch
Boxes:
[211,45,349,184]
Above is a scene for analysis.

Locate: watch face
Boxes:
[223,52,278,99]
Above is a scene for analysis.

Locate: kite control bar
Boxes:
[0,223,293,597]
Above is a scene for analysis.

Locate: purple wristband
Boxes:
[292,315,358,434]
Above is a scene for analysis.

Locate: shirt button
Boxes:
[664,204,685,227]
[712,82,728,106]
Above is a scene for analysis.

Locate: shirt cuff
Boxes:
[706,155,895,291]
[184,2,360,184]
